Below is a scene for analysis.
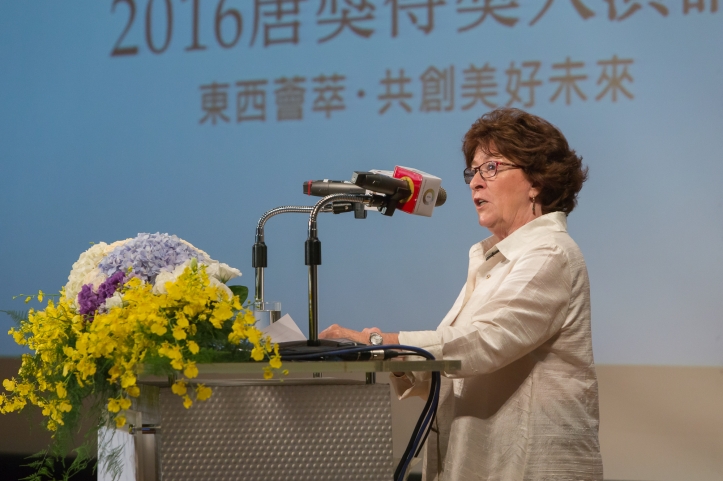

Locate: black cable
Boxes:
[281,349,416,361]
[279,344,432,361]
[280,344,439,479]
[278,344,440,481]
[395,371,440,481]
[414,409,436,458]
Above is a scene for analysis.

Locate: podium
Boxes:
[108,360,459,481]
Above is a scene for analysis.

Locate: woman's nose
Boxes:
[470,171,486,189]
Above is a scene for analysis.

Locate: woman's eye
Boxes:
[483,162,496,172]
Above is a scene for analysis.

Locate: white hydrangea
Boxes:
[81,267,108,291]
[103,238,132,255]
[64,243,109,306]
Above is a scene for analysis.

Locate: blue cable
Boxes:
[395,371,439,481]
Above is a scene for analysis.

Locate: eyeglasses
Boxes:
[463,161,521,184]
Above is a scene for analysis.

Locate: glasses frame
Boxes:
[463,161,521,184]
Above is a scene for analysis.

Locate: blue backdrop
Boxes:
[1,0,722,365]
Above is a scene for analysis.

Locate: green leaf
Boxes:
[1,309,28,325]
[228,285,248,304]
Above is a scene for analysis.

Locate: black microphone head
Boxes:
[352,171,411,196]
[435,187,447,207]
[303,180,366,196]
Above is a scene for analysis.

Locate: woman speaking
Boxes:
[320,108,603,481]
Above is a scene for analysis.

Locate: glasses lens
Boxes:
[463,168,474,184]
[481,161,498,178]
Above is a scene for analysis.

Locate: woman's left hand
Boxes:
[319,324,399,345]
[319,324,375,344]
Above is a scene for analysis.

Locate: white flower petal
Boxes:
[209,277,233,299]
[65,243,109,306]
[206,262,242,283]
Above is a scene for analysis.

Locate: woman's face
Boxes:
[470,147,539,240]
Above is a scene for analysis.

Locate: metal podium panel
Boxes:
[159,383,394,481]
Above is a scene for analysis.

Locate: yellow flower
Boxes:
[56,384,67,399]
[150,324,168,336]
[107,398,121,413]
[108,365,121,383]
[120,372,136,389]
[195,384,212,401]
[176,314,189,328]
[247,328,261,346]
[210,303,234,328]
[5,260,281,431]
[126,386,140,398]
[10,329,26,345]
[171,381,187,396]
[269,355,282,370]
[263,368,273,380]
[159,344,182,360]
[115,415,126,428]
[251,346,265,362]
[183,362,198,379]
[172,327,187,340]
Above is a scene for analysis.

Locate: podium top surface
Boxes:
[138,359,460,384]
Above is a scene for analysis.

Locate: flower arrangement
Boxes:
[0,233,281,478]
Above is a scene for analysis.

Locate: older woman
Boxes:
[320,108,603,481]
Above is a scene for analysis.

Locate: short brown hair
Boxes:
[462,108,587,215]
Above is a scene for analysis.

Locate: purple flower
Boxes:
[98,271,125,299]
[98,233,210,284]
[77,271,126,319]
[77,284,102,317]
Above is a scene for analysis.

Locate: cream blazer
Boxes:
[392,212,603,481]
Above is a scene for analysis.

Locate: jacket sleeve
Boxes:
[389,284,466,400]
[394,244,571,386]
[389,329,439,400]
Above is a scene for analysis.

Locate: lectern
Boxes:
[103,360,459,481]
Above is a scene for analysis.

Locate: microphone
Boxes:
[303,168,446,217]
[391,166,445,217]
[351,171,412,197]
[353,167,446,217]
[303,180,366,196]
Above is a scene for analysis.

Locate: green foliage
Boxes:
[229,285,248,304]
[19,447,94,481]
[1,309,28,325]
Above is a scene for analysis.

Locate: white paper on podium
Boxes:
[261,314,306,343]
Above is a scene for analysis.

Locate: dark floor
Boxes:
[0,454,421,481]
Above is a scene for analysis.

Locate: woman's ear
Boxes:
[528,185,541,199]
